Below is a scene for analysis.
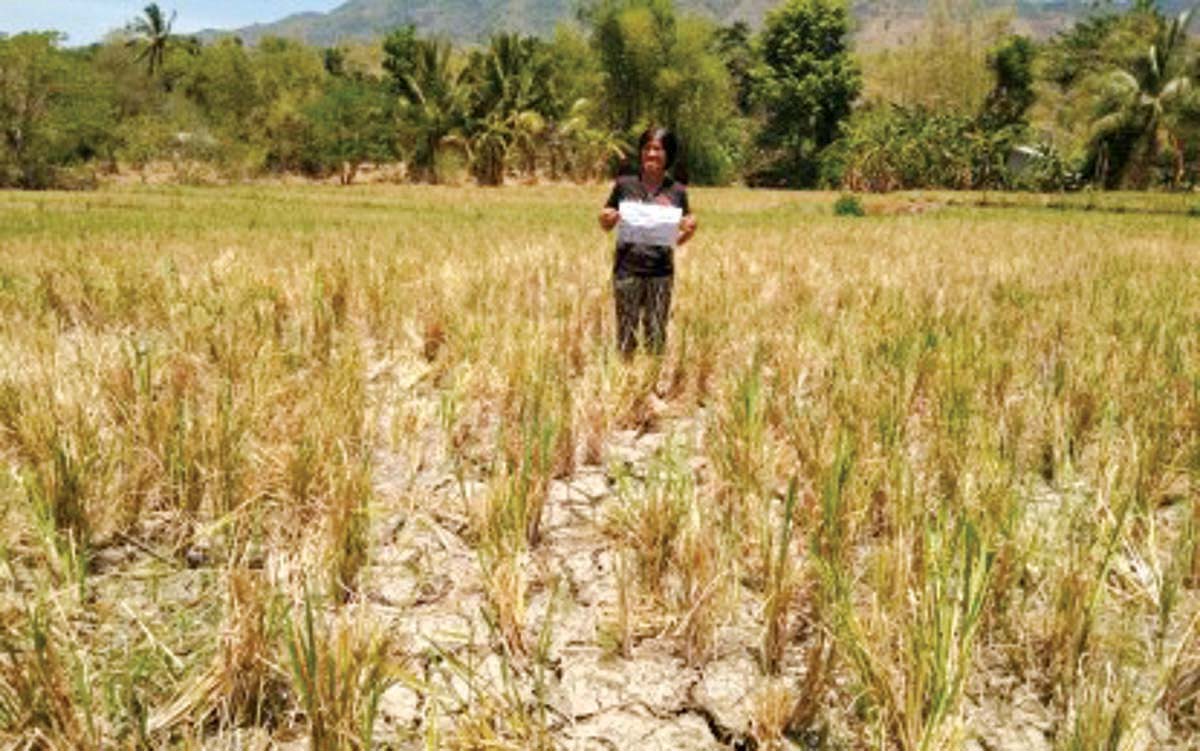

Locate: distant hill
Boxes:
[198,1,1192,47]
[201,0,772,46]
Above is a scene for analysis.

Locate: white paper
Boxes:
[617,201,683,246]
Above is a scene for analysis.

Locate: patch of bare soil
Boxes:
[362,351,774,749]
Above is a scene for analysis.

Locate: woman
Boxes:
[598,127,697,357]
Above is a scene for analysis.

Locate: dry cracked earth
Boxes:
[365,353,756,750]
[354,349,1066,751]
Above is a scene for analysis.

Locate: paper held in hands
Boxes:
[617,201,683,247]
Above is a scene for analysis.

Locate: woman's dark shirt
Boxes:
[605,175,690,278]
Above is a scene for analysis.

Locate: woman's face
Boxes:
[641,137,666,176]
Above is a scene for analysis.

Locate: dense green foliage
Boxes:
[981,35,1038,131]
[1085,4,1198,187]
[0,0,1197,190]
[1037,2,1200,188]
[461,33,559,184]
[384,30,464,182]
[834,106,1026,191]
[753,0,860,186]
[581,0,743,183]
[304,77,397,183]
[0,34,117,188]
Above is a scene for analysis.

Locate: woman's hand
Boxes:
[599,207,620,232]
[678,214,698,246]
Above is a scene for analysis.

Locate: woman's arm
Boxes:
[599,207,620,231]
[600,180,623,231]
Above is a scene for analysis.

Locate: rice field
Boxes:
[0,184,1197,750]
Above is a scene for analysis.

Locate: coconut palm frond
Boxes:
[1089,109,1135,141]
[1103,70,1141,99]
[126,3,176,76]
[1168,5,1196,49]
[1160,76,1191,103]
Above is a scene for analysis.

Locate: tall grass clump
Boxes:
[285,593,397,751]
[148,568,287,736]
[605,444,731,664]
[761,479,800,676]
[0,601,99,750]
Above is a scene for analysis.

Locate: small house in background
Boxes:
[1006,144,1082,190]
[1006,145,1045,177]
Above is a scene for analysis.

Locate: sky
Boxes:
[0,1,343,46]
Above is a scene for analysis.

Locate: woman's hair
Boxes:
[636,126,687,183]
[638,127,678,169]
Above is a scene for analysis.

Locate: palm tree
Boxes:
[395,38,467,183]
[463,33,556,183]
[553,99,624,182]
[508,110,546,178]
[468,113,511,186]
[126,3,176,77]
[474,34,555,117]
[1088,5,1196,188]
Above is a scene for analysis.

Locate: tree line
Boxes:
[0,0,1197,191]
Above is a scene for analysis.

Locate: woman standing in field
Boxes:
[598,127,697,357]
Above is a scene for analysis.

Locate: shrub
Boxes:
[834,104,1026,192]
[0,33,117,189]
[833,194,865,216]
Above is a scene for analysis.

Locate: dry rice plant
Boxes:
[149,568,286,737]
[751,678,799,751]
[0,602,98,750]
[672,516,729,667]
[284,594,397,751]
[482,550,528,658]
[1161,616,1200,737]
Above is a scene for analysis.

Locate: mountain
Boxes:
[200,1,1192,47]
[202,1,777,46]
